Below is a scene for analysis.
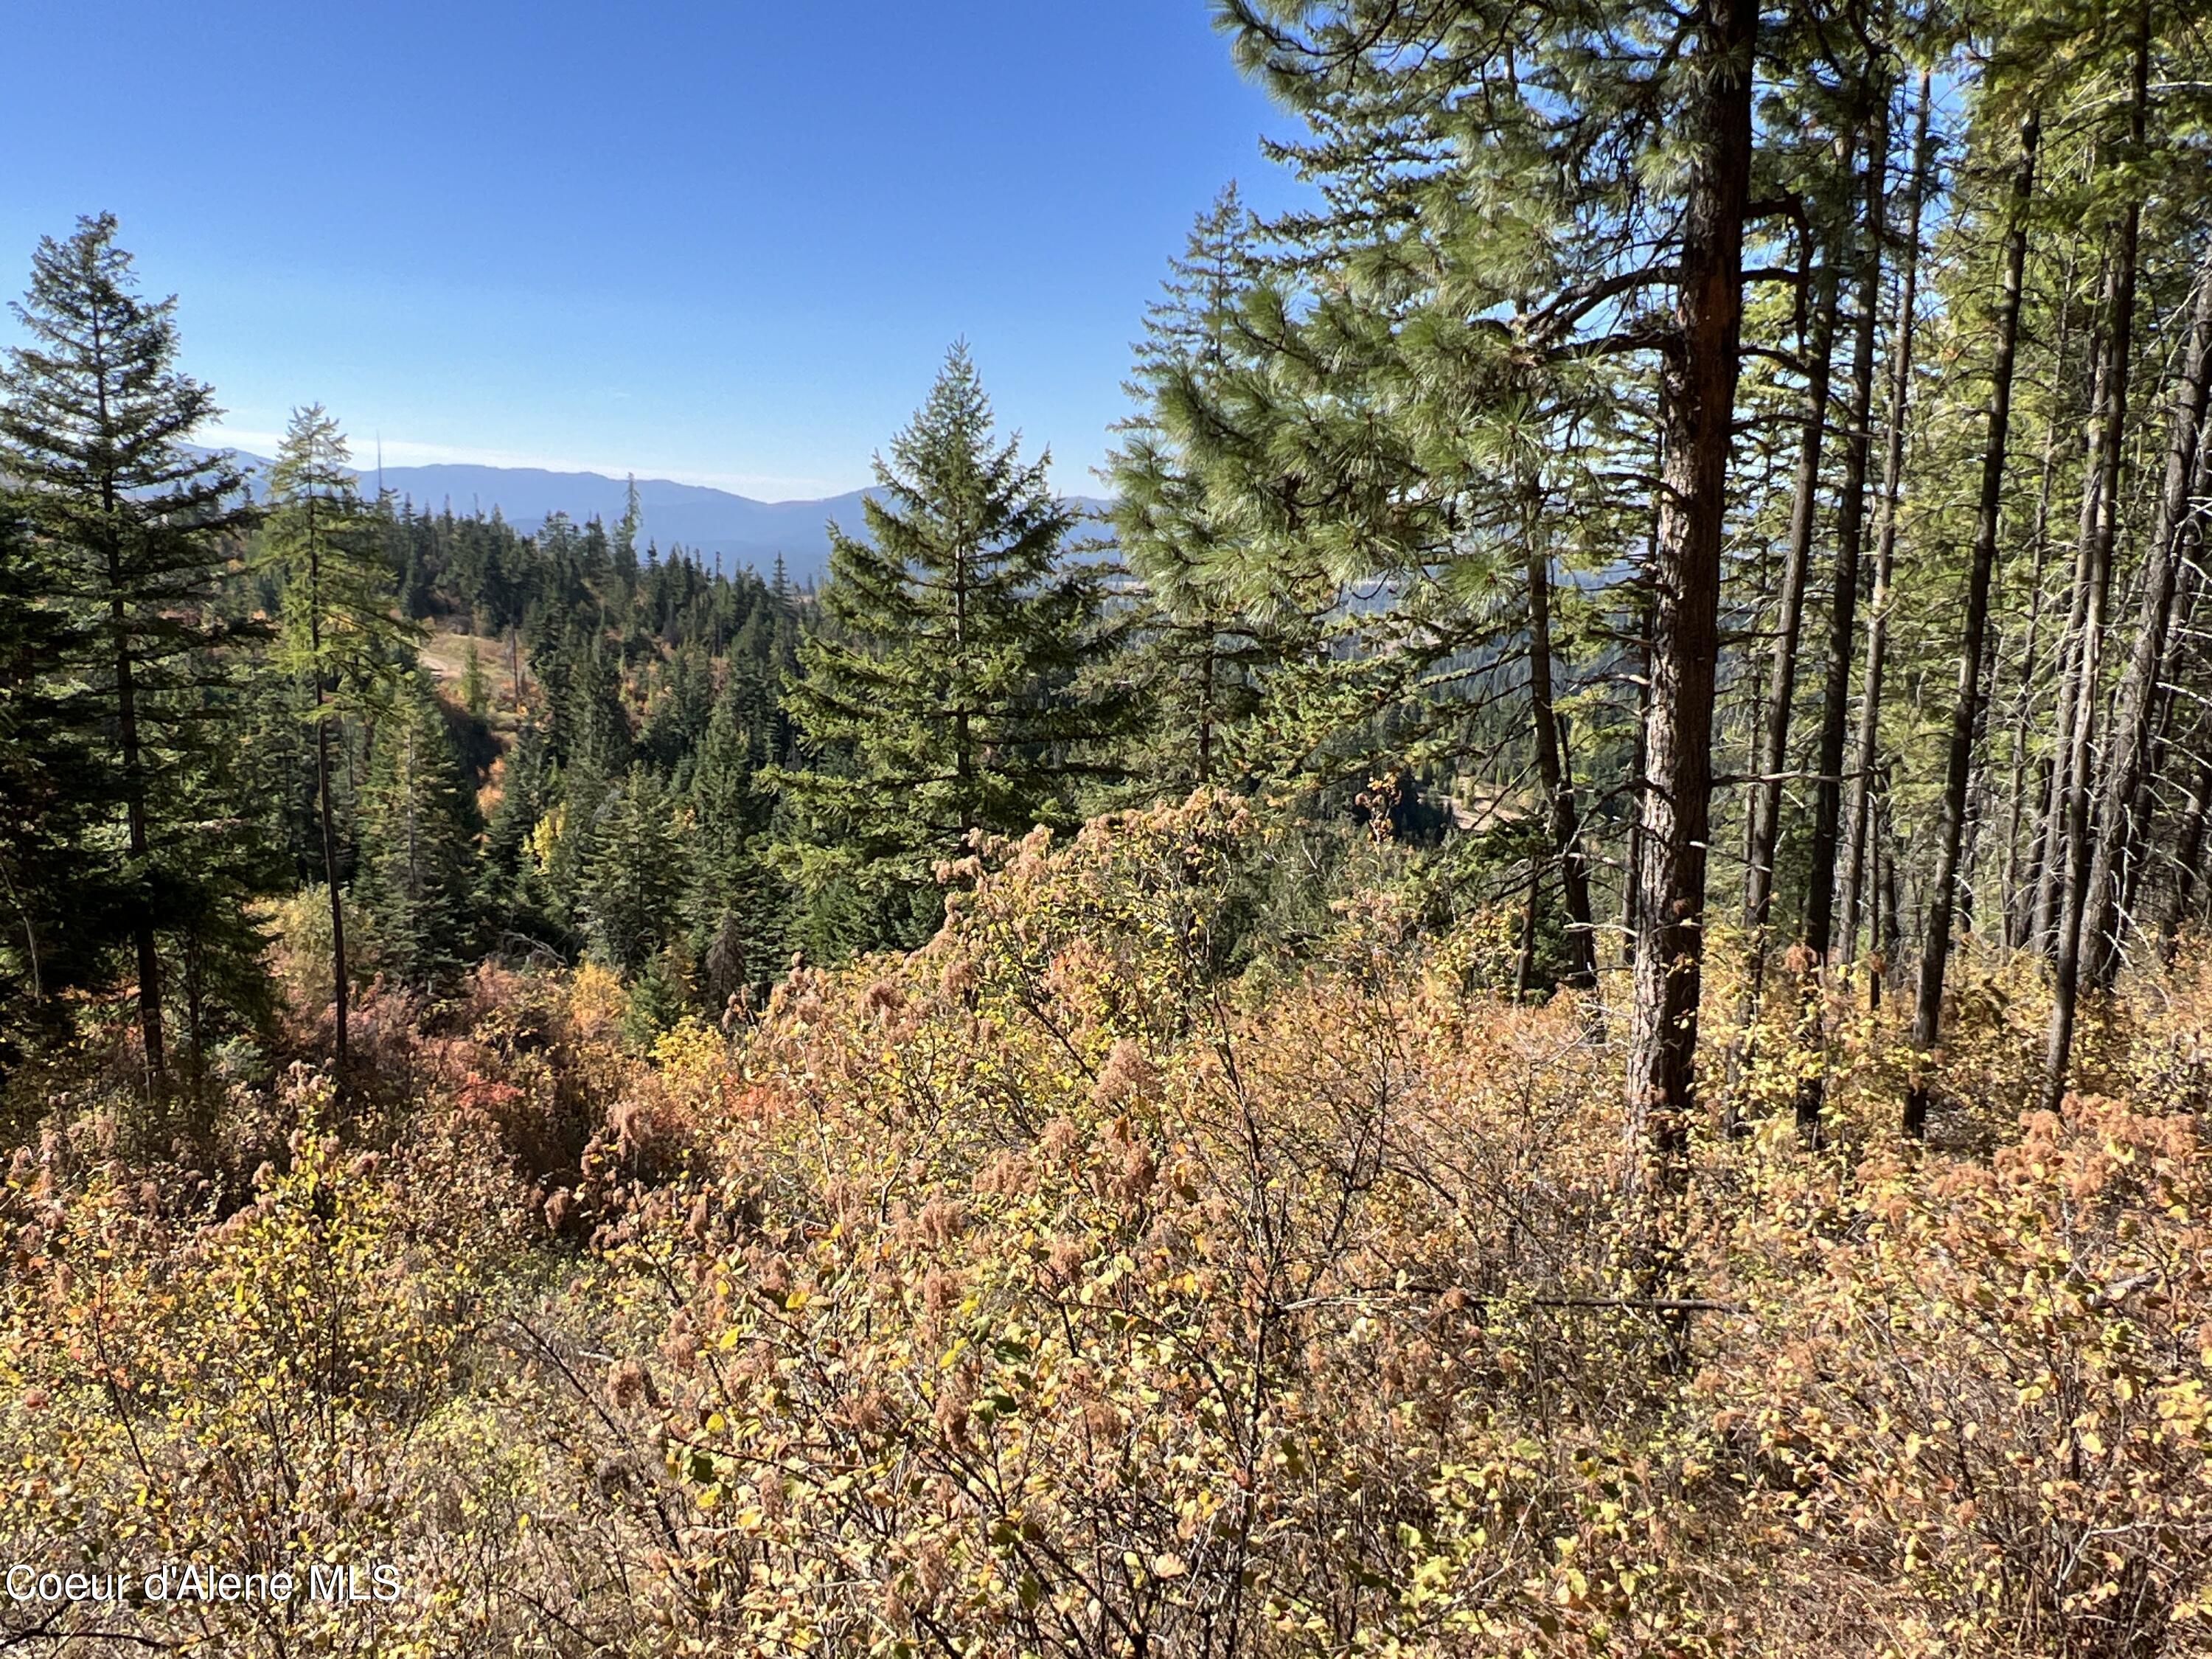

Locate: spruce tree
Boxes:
[0,213,251,1091]
[689,667,782,1004]
[774,346,1121,942]
[578,763,684,977]
[261,404,414,1077]
[356,678,477,990]
[0,496,111,1060]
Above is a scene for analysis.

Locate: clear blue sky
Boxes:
[1,1,1306,500]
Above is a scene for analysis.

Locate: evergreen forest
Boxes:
[4,1,2212,1652]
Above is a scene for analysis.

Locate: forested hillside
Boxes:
[3,0,2212,1652]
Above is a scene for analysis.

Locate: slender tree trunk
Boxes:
[114,576,164,1095]
[1804,90,1887,970]
[2166,748,2212,959]
[1881,812,1902,990]
[317,695,349,1078]
[954,545,973,838]
[1197,639,1216,786]
[88,309,166,1096]
[305,503,352,1084]
[1624,508,1656,969]
[2045,10,2149,1113]
[2006,269,2078,947]
[1624,0,1756,1212]
[1743,226,1845,961]
[2083,254,2212,986]
[2033,304,2111,953]
[1527,543,1596,988]
[2136,438,2212,900]
[1843,77,1933,961]
[1795,86,1886,1141]
[1905,113,2039,1137]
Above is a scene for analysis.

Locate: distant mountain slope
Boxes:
[218,452,1110,581]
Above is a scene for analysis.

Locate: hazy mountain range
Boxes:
[214,452,1112,582]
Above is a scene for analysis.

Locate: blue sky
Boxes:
[1,1,1306,499]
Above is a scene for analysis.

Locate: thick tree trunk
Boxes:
[1624,0,1756,1208]
[2083,255,2212,987]
[2045,10,2149,1113]
[1843,77,1933,963]
[1905,113,2039,1138]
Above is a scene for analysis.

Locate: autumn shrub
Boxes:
[538,797,1728,1655]
[5,794,2210,1657]
[0,1069,554,1655]
[1701,1099,2212,1656]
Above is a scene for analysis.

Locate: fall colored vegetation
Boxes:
[6,800,2212,1655]
[7,0,2212,1651]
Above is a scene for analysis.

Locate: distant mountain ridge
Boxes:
[211,452,1111,582]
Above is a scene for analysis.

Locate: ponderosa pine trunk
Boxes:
[1905,111,2039,1138]
[1624,0,1756,1212]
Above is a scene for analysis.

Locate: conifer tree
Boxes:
[0,212,251,1091]
[689,667,780,996]
[1110,187,1282,792]
[774,347,1122,941]
[262,403,415,1077]
[356,678,477,990]
[461,639,490,716]
[0,497,110,1057]
[579,763,684,977]
[1220,0,1759,1178]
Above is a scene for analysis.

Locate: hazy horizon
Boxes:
[1,1,1313,498]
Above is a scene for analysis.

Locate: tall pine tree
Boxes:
[355,678,477,990]
[261,404,416,1078]
[0,213,251,1091]
[774,346,1123,945]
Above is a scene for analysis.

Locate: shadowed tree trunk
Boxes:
[1526,542,1596,990]
[1843,76,1934,963]
[1795,84,1886,1141]
[1625,0,1756,1220]
[2044,4,2149,1114]
[2083,252,2212,987]
[1905,111,2039,1138]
